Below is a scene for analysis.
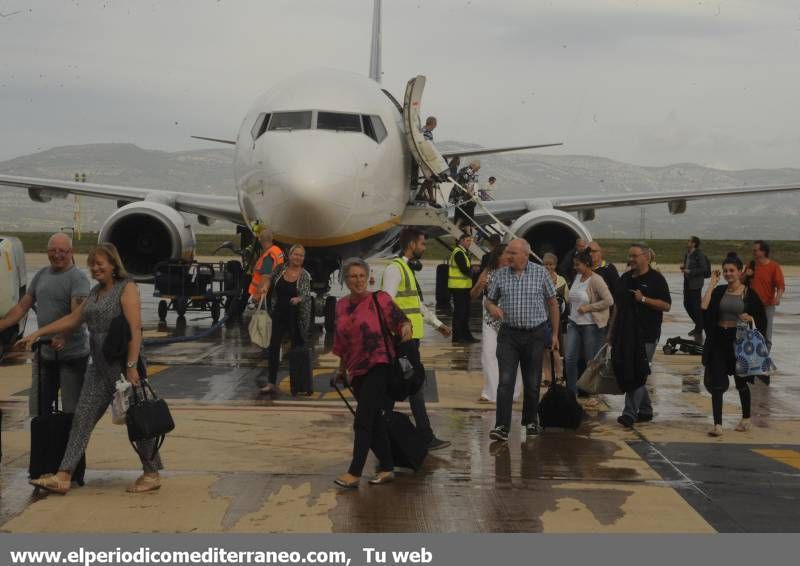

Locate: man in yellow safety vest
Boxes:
[382,228,452,451]
[449,233,477,343]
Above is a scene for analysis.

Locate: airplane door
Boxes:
[403,75,449,179]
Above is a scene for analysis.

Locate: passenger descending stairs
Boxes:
[401,177,519,261]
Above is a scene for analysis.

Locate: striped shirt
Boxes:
[422,128,434,141]
[487,262,556,328]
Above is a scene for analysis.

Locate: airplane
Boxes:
[3,0,800,332]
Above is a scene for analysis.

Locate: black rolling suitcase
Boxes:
[288,346,313,395]
[29,339,86,486]
[538,350,583,430]
[332,379,428,471]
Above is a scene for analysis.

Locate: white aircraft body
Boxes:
[3,0,800,324]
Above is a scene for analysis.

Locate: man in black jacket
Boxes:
[611,243,671,428]
[681,236,710,340]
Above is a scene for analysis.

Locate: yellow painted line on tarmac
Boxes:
[752,449,800,470]
[276,367,352,401]
[146,364,169,377]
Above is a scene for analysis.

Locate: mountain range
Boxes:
[1,142,799,240]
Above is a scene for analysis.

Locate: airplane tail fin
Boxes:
[369,0,382,83]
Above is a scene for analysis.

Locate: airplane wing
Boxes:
[441,143,563,160]
[0,174,243,225]
[478,182,800,223]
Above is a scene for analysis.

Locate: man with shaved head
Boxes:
[485,237,560,441]
[0,232,90,415]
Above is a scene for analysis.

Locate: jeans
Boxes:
[622,342,656,420]
[495,324,547,430]
[764,305,775,347]
[565,322,604,394]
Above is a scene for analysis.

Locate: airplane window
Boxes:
[370,115,387,143]
[362,115,377,142]
[268,111,312,131]
[317,112,363,132]
[362,115,387,143]
[251,113,271,141]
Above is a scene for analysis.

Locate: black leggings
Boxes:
[348,365,394,477]
[267,311,303,385]
[708,326,751,424]
[712,378,751,425]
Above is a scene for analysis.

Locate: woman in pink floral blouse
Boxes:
[332,258,412,488]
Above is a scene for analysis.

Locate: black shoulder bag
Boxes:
[126,380,175,460]
[371,292,419,402]
[103,312,131,362]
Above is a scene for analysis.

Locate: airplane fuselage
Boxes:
[234,69,411,262]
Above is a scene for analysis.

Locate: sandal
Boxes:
[30,474,71,494]
[735,418,751,432]
[707,424,723,437]
[368,470,395,485]
[126,474,161,493]
[333,474,360,489]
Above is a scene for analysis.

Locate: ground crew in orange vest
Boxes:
[248,228,285,301]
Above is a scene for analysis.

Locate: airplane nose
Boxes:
[253,139,360,239]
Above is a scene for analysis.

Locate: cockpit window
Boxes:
[251,113,271,141]
[363,115,387,143]
[317,112,363,132]
[268,111,312,131]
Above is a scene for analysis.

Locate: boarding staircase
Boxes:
[404,177,540,262]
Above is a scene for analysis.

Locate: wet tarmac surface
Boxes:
[1,259,799,532]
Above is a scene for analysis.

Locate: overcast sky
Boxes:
[2,0,800,169]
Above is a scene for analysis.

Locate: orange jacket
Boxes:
[248,245,285,298]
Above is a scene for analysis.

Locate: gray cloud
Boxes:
[1,0,800,169]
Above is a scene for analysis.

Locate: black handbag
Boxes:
[103,312,131,361]
[126,380,175,459]
[371,292,418,402]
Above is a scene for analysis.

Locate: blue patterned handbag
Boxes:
[734,322,776,377]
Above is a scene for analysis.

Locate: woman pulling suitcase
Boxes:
[261,244,313,396]
[17,244,163,494]
[331,258,412,488]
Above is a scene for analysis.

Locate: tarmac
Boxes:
[0,255,798,533]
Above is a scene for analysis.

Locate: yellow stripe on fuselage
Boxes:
[274,218,401,247]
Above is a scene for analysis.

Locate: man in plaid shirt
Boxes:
[485,238,560,441]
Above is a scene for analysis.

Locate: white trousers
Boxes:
[481,319,522,402]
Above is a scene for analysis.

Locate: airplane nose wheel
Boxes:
[324,296,337,333]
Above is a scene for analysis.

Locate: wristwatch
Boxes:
[126,361,137,369]
[641,296,646,304]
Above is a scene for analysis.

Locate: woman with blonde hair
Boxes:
[261,243,313,395]
[17,243,163,494]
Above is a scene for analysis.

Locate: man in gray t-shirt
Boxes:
[0,233,90,415]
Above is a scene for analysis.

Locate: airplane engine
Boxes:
[98,202,195,281]
[506,208,592,262]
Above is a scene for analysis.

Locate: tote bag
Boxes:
[248,296,272,348]
[734,322,776,377]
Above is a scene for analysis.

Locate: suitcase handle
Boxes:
[548,348,566,389]
[330,377,356,416]
[33,338,59,415]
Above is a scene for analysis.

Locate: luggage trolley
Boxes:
[153,260,242,321]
